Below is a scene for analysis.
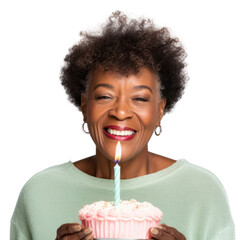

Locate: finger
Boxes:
[60,227,92,240]
[160,224,186,240]
[150,226,175,240]
[57,223,82,238]
[83,232,93,240]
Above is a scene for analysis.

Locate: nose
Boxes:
[108,97,134,120]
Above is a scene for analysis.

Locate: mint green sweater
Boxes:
[10,159,235,240]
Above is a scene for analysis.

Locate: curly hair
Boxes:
[60,11,188,113]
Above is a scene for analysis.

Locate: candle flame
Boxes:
[115,141,121,163]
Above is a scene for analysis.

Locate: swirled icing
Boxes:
[79,199,162,222]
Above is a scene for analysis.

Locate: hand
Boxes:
[150,224,186,240]
[56,223,93,240]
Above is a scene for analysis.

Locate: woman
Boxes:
[11,11,234,240]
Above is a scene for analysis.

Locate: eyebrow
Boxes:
[133,85,153,94]
[94,84,114,91]
[94,84,153,93]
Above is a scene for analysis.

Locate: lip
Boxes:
[103,125,137,141]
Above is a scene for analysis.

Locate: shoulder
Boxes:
[148,153,228,196]
[180,160,233,217]
[150,153,231,202]
[20,162,71,199]
[12,162,70,223]
[182,161,235,237]
[150,153,227,192]
[26,162,69,183]
[154,156,232,210]
[182,160,227,190]
[177,160,228,196]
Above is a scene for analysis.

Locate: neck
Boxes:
[94,146,150,179]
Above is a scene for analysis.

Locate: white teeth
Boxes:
[107,128,135,136]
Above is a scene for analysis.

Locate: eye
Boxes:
[133,97,148,102]
[96,96,112,100]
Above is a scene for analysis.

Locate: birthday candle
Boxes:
[114,141,121,206]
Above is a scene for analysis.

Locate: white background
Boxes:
[1,0,244,239]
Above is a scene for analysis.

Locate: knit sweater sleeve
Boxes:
[212,225,235,240]
[10,221,28,240]
[10,185,32,240]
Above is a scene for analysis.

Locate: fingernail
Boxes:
[151,228,159,235]
[73,225,82,231]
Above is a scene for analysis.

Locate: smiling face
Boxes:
[81,68,166,162]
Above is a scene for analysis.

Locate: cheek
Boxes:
[86,103,106,140]
[136,104,158,128]
[87,102,106,123]
[86,103,108,151]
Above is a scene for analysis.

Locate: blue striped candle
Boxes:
[114,163,120,206]
[114,141,121,206]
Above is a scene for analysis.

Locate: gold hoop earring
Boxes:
[155,125,162,136]
[82,122,90,134]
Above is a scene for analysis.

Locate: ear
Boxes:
[157,98,166,126]
[81,94,87,122]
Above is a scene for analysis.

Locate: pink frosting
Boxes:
[79,199,162,222]
[78,199,162,238]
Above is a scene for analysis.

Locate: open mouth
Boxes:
[103,127,137,141]
[104,128,136,136]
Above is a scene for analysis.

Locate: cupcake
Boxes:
[79,199,162,238]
